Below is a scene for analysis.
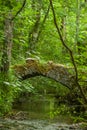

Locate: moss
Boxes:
[13,60,71,77]
[13,64,26,74]
[36,62,53,74]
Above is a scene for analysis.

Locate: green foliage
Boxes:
[0,0,87,117]
[49,104,71,119]
[71,116,86,123]
[0,71,22,115]
[21,80,35,93]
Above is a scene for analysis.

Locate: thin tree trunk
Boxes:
[61,16,67,54]
[27,2,50,57]
[28,0,41,54]
[1,13,13,74]
[75,0,81,54]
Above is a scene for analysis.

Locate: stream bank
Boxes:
[0,116,87,130]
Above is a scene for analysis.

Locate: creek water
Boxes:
[14,94,56,119]
[0,95,86,130]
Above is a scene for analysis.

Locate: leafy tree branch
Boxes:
[36,4,50,42]
[49,0,87,103]
[11,0,26,21]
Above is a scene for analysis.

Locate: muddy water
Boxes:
[14,95,56,119]
[0,95,86,130]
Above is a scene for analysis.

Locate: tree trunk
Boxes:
[28,0,41,55]
[61,16,67,54]
[75,0,81,54]
[1,13,13,76]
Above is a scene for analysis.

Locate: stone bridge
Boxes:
[13,58,76,89]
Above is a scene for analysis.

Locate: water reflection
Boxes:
[4,94,84,130]
[14,94,56,119]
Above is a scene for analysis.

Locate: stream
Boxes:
[0,118,84,130]
[0,94,87,130]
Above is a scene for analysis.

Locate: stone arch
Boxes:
[13,58,76,89]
